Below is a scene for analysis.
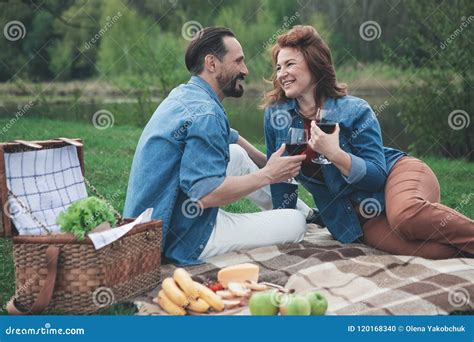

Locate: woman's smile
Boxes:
[276,48,313,98]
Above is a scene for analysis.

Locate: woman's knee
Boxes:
[387,198,427,239]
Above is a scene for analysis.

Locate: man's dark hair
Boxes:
[185,27,235,75]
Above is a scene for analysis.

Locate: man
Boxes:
[124,27,314,266]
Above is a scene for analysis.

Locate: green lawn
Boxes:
[0,117,472,315]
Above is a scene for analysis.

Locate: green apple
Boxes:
[305,291,328,315]
[279,295,311,316]
[249,291,279,315]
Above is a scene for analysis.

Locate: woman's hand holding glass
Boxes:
[309,121,342,162]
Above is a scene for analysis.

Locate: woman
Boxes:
[263,25,474,259]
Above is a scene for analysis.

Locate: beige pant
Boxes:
[362,157,474,259]
[199,144,309,260]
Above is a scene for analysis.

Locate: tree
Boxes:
[47,0,101,80]
[390,0,473,160]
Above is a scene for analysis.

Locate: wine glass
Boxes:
[311,109,336,165]
[284,127,308,184]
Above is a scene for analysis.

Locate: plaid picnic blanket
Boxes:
[134,225,474,315]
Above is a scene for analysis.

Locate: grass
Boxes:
[0,117,472,315]
[336,62,415,89]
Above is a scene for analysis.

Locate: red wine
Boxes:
[286,143,307,156]
[317,122,336,134]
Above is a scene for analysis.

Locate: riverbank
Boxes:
[0,63,416,103]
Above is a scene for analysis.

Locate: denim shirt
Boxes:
[264,96,406,243]
[124,76,239,266]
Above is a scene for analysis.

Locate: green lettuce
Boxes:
[56,196,117,240]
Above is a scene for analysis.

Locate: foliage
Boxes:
[0,0,449,82]
[392,0,473,160]
[213,0,279,83]
[47,0,101,80]
[96,0,188,98]
[22,11,55,81]
[399,70,472,160]
[0,0,471,160]
[0,1,33,81]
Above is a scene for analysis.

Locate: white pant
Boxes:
[199,144,310,260]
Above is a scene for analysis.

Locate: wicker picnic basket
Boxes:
[0,138,162,314]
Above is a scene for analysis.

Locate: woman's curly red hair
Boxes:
[261,25,347,109]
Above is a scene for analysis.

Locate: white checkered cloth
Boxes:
[5,145,88,236]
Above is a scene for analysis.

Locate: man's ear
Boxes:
[203,54,217,73]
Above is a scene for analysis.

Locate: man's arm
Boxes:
[235,135,267,169]
[199,144,304,208]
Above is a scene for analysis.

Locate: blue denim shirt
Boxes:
[124,76,239,266]
[264,96,406,243]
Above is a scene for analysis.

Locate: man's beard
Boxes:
[217,72,245,98]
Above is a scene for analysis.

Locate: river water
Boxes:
[0,91,412,151]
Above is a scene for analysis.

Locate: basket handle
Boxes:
[7,246,60,315]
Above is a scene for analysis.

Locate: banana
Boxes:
[173,268,199,300]
[187,298,210,313]
[162,277,190,307]
[155,290,186,315]
[194,281,225,312]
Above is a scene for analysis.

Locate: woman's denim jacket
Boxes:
[264,96,406,243]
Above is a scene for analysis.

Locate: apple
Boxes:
[249,291,279,315]
[305,291,328,315]
[279,295,311,316]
